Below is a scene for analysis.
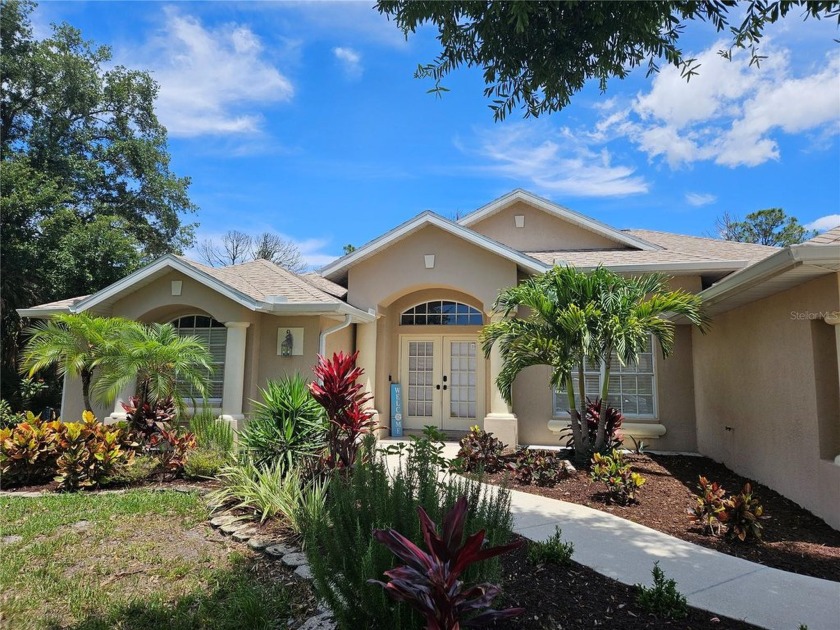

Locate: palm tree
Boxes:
[20,313,131,412]
[96,322,214,414]
[481,266,708,458]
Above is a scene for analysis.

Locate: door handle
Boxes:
[442,385,448,391]
[436,384,441,390]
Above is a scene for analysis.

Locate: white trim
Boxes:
[558,260,749,274]
[71,255,260,313]
[458,189,662,251]
[320,211,548,279]
[700,243,840,308]
[17,306,72,318]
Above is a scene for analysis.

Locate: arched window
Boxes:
[170,315,226,402]
[400,301,483,326]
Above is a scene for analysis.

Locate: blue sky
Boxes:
[34,2,840,268]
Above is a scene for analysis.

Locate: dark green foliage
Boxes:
[184,448,228,479]
[376,1,838,120]
[636,562,688,620]
[453,424,506,473]
[240,375,327,472]
[102,454,162,486]
[303,434,514,629]
[1,0,195,404]
[506,448,570,487]
[718,208,817,246]
[527,526,574,566]
[0,400,25,429]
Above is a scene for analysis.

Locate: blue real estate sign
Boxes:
[390,383,403,437]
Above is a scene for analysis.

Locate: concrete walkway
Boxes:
[380,440,840,630]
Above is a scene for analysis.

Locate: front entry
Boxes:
[399,335,485,432]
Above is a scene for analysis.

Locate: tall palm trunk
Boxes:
[577,362,590,452]
[81,368,93,412]
[595,351,612,451]
[564,373,583,455]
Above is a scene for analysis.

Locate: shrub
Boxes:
[370,495,525,629]
[209,459,329,532]
[303,434,514,629]
[727,483,764,542]
[0,399,26,429]
[121,395,176,437]
[103,454,162,485]
[636,562,688,620]
[560,397,624,455]
[453,424,507,473]
[0,411,133,490]
[590,449,645,505]
[506,448,570,487]
[309,351,376,470]
[189,410,234,455]
[240,375,327,472]
[527,526,574,566]
[184,447,228,479]
[691,476,729,536]
[0,412,61,486]
[149,427,196,478]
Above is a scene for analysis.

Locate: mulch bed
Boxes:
[483,452,840,582]
[493,538,759,629]
[1,477,218,494]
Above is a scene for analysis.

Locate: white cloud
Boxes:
[685,192,717,207]
[806,214,840,232]
[465,123,648,198]
[602,42,840,168]
[333,46,363,79]
[125,8,294,137]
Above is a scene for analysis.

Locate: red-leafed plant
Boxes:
[121,395,175,437]
[370,496,525,630]
[149,427,196,478]
[309,351,376,469]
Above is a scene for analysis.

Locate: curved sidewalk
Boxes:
[507,487,840,630]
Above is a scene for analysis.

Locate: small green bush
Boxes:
[590,449,645,504]
[527,526,574,566]
[103,454,162,485]
[184,448,228,479]
[240,375,327,472]
[189,410,234,455]
[303,433,514,629]
[209,459,328,532]
[636,562,688,620]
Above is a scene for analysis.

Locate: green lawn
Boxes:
[0,490,301,629]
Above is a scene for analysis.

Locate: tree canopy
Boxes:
[1,0,196,403]
[376,1,840,120]
[715,208,816,246]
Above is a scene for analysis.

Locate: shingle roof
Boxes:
[180,257,342,304]
[302,273,348,299]
[806,226,840,245]
[526,230,779,268]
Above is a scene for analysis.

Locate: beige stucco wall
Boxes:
[511,326,698,450]
[347,225,518,312]
[693,273,840,529]
[468,200,626,252]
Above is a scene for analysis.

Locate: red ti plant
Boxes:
[121,395,175,438]
[370,496,525,630]
[309,351,376,469]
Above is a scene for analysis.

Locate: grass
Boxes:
[0,490,300,629]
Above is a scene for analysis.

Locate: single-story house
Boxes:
[19,190,840,528]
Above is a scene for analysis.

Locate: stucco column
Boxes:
[484,313,518,448]
[108,379,136,424]
[356,320,381,433]
[221,321,250,430]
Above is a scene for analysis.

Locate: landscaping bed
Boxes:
[493,538,759,629]
[482,452,840,582]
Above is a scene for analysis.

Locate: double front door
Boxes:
[400,336,485,432]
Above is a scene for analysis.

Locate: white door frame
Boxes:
[399,334,485,431]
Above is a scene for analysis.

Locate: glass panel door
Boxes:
[400,338,441,430]
[442,337,484,432]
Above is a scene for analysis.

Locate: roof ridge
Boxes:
[625,229,780,249]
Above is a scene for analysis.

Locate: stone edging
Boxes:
[208,512,335,630]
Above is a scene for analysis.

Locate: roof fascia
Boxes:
[71,255,259,313]
[561,260,749,275]
[16,306,72,318]
[457,190,662,251]
[257,301,376,322]
[320,211,549,279]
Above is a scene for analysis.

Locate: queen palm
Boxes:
[481,266,707,459]
[20,313,131,412]
[96,322,214,415]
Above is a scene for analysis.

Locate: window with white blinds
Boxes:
[171,315,226,402]
[553,336,656,418]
